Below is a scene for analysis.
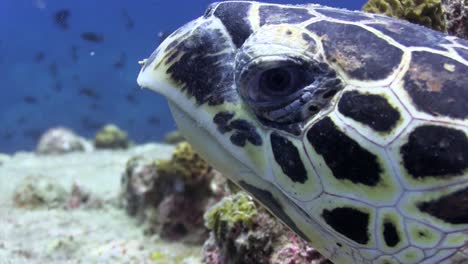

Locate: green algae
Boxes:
[204,192,258,236]
[363,0,447,32]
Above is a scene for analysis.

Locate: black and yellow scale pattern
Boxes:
[137,1,468,263]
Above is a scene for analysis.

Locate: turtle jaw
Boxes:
[136,15,259,182]
[167,100,257,182]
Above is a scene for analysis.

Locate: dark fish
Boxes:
[80,117,103,130]
[23,128,42,141]
[90,103,100,110]
[81,32,104,43]
[78,87,100,100]
[113,52,126,69]
[23,96,38,104]
[53,81,62,92]
[2,130,14,140]
[54,9,70,30]
[34,51,45,63]
[70,45,78,63]
[122,10,134,30]
[147,115,160,126]
[72,74,80,81]
[49,63,58,78]
[17,116,28,125]
[125,93,138,104]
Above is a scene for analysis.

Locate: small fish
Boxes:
[34,51,45,63]
[90,103,100,110]
[2,130,14,140]
[113,52,126,69]
[147,115,160,126]
[23,96,38,104]
[72,74,80,81]
[53,81,62,92]
[78,87,100,100]
[54,9,70,30]
[23,128,42,141]
[80,117,103,130]
[70,45,78,63]
[49,63,58,78]
[81,32,104,43]
[16,116,28,125]
[122,10,134,30]
[125,93,138,104]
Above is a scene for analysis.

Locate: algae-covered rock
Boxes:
[202,192,329,264]
[94,124,130,149]
[121,142,223,244]
[163,130,186,144]
[120,156,161,221]
[442,0,468,39]
[363,0,447,32]
[13,175,68,209]
[36,127,90,155]
[204,192,257,238]
[156,142,211,186]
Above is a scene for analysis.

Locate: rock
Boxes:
[67,182,103,209]
[155,193,210,244]
[0,153,10,165]
[442,0,468,39]
[36,127,90,155]
[202,192,330,264]
[13,175,68,209]
[121,142,223,244]
[119,156,161,221]
[163,130,186,144]
[94,124,130,149]
[363,0,468,39]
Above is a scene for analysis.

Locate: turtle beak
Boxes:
[136,18,203,98]
[137,13,238,108]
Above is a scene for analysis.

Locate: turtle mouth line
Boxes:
[166,99,255,182]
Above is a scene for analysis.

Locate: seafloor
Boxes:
[0,144,202,264]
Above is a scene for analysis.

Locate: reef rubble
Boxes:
[0,143,201,263]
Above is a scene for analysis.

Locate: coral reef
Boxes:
[13,175,68,209]
[120,142,226,244]
[67,182,103,209]
[94,124,130,149]
[363,0,446,32]
[36,127,90,155]
[1,142,202,263]
[119,156,161,221]
[202,192,330,264]
[363,0,468,39]
[442,0,468,38]
[164,130,186,144]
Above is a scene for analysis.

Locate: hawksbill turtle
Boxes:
[137,1,468,263]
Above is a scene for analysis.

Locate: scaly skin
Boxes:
[137,2,468,263]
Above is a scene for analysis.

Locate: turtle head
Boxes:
[137,1,343,178]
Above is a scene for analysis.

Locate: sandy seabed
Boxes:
[0,143,202,264]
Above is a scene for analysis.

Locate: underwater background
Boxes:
[0,0,368,153]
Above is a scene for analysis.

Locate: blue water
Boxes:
[0,0,368,153]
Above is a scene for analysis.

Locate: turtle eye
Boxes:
[259,67,294,96]
[236,54,344,124]
[249,65,313,102]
